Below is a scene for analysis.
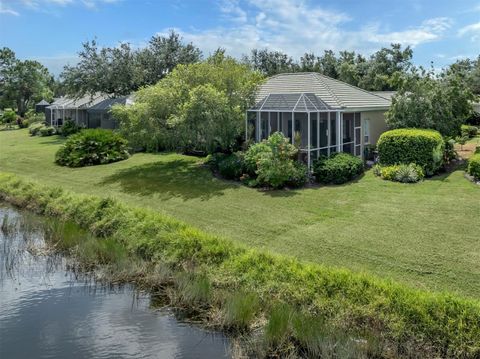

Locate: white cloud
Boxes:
[166,1,452,59]
[458,22,480,42]
[0,3,20,15]
[19,0,120,10]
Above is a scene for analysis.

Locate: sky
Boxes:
[0,0,479,76]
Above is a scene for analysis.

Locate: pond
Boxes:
[0,205,232,359]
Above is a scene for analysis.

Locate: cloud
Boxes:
[19,0,120,11]
[0,3,20,15]
[458,22,480,42]
[166,0,452,59]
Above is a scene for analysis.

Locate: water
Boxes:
[0,205,231,359]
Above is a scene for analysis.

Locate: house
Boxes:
[35,99,50,113]
[246,73,391,168]
[45,94,132,129]
[87,96,134,129]
[45,94,108,127]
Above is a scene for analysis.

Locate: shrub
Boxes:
[55,129,130,167]
[38,125,56,136]
[374,164,424,183]
[205,152,227,170]
[377,128,444,175]
[467,154,480,180]
[28,122,44,136]
[243,132,307,189]
[461,125,478,138]
[443,137,457,162]
[59,119,81,137]
[217,152,245,180]
[313,153,364,184]
[17,118,29,128]
[1,108,16,125]
[475,146,480,155]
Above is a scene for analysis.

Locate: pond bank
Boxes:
[0,205,231,359]
[1,172,479,358]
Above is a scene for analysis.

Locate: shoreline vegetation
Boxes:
[0,172,479,358]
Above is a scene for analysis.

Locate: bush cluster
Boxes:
[467,154,480,180]
[28,122,55,136]
[313,153,364,184]
[377,128,444,175]
[374,163,425,183]
[55,129,130,167]
[207,132,307,189]
[59,119,81,137]
[461,124,478,138]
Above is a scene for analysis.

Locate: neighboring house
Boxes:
[87,96,134,129]
[246,72,391,168]
[35,99,50,114]
[45,94,132,129]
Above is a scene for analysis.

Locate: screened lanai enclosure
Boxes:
[246,93,362,169]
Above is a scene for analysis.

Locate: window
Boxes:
[364,118,370,144]
[311,115,318,148]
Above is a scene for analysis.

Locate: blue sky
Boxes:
[1,0,479,76]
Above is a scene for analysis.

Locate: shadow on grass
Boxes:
[99,159,236,201]
[38,136,66,145]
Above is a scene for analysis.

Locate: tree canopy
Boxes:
[242,44,414,91]
[112,51,264,153]
[60,31,201,98]
[0,48,54,116]
[113,50,263,153]
[386,68,474,137]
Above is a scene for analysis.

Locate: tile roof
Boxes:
[255,73,391,111]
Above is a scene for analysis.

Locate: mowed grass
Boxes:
[1,129,479,298]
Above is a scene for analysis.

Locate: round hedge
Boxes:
[313,152,364,184]
[55,129,130,167]
[377,128,444,175]
[467,154,480,181]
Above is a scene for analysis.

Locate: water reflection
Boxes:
[0,205,231,359]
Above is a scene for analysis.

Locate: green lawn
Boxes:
[1,129,479,298]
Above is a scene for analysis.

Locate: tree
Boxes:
[112,52,264,153]
[0,47,53,116]
[386,69,474,137]
[243,49,296,76]
[60,31,202,98]
[443,56,480,95]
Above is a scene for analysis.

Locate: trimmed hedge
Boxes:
[468,154,480,180]
[313,152,364,184]
[0,173,480,357]
[377,128,445,175]
[55,129,130,167]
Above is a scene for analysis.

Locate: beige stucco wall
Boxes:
[361,110,388,146]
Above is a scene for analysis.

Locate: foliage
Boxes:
[467,154,480,180]
[377,128,445,175]
[28,122,45,136]
[0,108,16,127]
[313,152,364,184]
[1,173,480,357]
[112,52,263,153]
[170,84,243,153]
[38,125,56,137]
[374,163,424,183]
[25,111,45,124]
[59,119,81,137]
[461,125,478,138]
[55,129,129,167]
[17,118,29,128]
[60,31,201,97]
[244,132,307,188]
[386,69,474,137]
[443,55,480,95]
[0,47,54,116]
[243,44,413,91]
[217,152,245,180]
[443,137,457,163]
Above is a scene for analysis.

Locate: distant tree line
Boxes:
[0,30,479,118]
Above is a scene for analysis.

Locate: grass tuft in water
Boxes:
[223,292,260,331]
[175,272,212,307]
